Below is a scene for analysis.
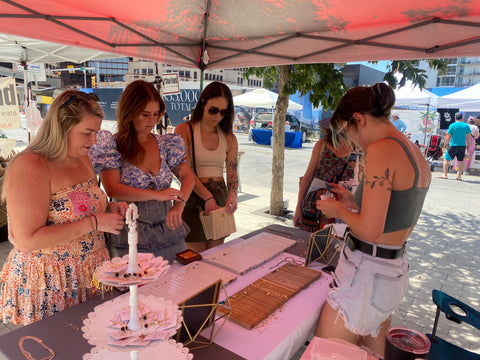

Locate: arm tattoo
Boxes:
[227,180,238,193]
[229,159,238,171]
[365,168,392,190]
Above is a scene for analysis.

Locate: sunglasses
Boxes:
[61,92,100,108]
[207,106,229,117]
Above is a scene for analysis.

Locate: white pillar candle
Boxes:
[126,203,139,274]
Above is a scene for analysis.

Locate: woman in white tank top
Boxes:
[175,82,239,252]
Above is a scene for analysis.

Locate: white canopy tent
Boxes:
[233,88,303,110]
[394,82,438,107]
[0,34,122,64]
[437,83,480,111]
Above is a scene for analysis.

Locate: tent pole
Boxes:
[423,104,430,151]
[83,61,87,88]
[200,69,204,92]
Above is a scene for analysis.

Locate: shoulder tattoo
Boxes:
[365,168,392,190]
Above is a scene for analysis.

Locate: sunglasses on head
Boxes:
[207,106,229,117]
[61,92,100,108]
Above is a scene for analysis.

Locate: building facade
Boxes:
[436,57,480,87]
[124,59,263,88]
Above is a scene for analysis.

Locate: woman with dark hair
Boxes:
[175,81,238,252]
[89,80,195,263]
[1,90,128,324]
[293,117,354,232]
[314,83,431,356]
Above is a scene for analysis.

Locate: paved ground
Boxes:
[0,131,479,358]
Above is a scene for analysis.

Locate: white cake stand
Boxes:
[84,204,180,359]
[81,294,182,352]
[82,340,193,360]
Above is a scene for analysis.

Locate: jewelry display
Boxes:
[202,232,296,274]
[82,340,192,360]
[84,203,188,360]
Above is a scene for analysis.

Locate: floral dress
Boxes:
[89,131,190,263]
[0,178,109,325]
[301,145,354,232]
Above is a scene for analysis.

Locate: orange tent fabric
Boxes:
[0,0,480,69]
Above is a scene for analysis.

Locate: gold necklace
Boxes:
[18,336,55,360]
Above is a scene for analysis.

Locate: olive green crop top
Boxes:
[353,137,429,233]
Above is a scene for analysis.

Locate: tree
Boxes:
[245,60,447,216]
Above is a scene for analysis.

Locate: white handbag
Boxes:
[199,207,236,240]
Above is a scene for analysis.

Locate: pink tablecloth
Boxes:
[201,249,332,360]
[300,337,379,360]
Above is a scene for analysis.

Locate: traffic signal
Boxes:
[91,76,96,88]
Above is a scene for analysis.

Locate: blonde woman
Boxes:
[0,90,127,325]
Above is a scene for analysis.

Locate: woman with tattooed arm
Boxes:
[314,83,431,357]
[175,81,238,252]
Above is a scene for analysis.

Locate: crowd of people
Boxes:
[0,80,239,325]
[0,80,445,358]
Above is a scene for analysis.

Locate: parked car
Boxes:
[249,112,314,142]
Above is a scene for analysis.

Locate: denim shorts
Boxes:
[327,242,408,337]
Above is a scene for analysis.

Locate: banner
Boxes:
[162,73,180,95]
[92,88,124,121]
[437,108,459,130]
[0,77,21,129]
[163,88,200,126]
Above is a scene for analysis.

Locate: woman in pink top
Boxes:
[175,82,239,252]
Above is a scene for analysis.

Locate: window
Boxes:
[148,69,153,75]
[194,72,197,80]
[134,69,139,75]
[446,65,456,75]
[142,68,147,75]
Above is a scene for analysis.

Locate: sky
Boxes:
[348,60,389,72]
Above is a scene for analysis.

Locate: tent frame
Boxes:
[3,0,480,69]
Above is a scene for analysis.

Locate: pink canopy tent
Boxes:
[0,0,480,69]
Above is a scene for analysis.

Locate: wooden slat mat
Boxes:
[218,264,321,329]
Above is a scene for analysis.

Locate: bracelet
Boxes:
[19,336,56,360]
[87,216,94,232]
[92,214,98,231]
[204,197,214,202]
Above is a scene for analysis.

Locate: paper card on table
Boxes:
[108,338,151,347]
[109,331,135,341]
[118,303,151,322]
[202,232,296,274]
[143,330,171,341]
